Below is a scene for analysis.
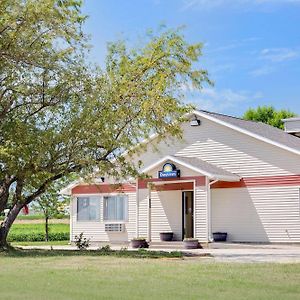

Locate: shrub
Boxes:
[74,232,90,250]
[8,232,69,242]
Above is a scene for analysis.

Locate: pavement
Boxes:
[18,242,300,263]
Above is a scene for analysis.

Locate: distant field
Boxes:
[0,214,69,221]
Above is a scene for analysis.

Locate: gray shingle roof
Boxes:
[170,155,240,181]
[198,110,300,153]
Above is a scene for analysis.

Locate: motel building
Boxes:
[61,110,300,244]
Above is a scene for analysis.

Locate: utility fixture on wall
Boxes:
[190,115,201,126]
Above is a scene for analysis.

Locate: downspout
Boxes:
[136,179,139,238]
[207,179,219,242]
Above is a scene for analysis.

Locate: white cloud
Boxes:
[259,48,299,62]
[188,87,263,112]
[182,0,300,10]
[249,65,275,77]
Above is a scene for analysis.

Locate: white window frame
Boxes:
[73,193,129,223]
[103,195,128,223]
[76,195,101,222]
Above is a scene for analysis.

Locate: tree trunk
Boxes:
[0,203,23,248]
[45,216,49,242]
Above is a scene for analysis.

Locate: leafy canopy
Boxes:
[0,0,211,232]
[243,106,297,129]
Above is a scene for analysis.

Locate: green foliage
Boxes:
[0,0,210,247]
[8,231,69,242]
[243,106,297,129]
[8,223,69,242]
[74,232,90,250]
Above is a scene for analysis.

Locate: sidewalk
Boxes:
[18,242,300,263]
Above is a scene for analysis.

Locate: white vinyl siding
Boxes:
[150,190,182,241]
[132,119,300,178]
[212,186,300,242]
[194,185,208,242]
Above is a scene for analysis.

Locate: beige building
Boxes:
[62,110,300,243]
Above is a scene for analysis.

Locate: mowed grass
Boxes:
[11,240,69,246]
[0,253,299,300]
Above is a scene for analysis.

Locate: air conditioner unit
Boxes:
[104,223,125,232]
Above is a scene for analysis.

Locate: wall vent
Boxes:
[282,117,300,137]
[104,223,125,232]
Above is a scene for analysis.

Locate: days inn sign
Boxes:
[158,163,180,179]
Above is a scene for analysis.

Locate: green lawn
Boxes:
[0,252,299,300]
[11,240,69,246]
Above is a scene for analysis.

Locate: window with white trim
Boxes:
[77,197,100,221]
[103,195,128,221]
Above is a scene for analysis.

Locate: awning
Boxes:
[141,155,240,182]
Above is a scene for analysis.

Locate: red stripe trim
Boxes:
[72,184,136,194]
[153,182,194,191]
[211,175,300,189]
[138,176,205,189]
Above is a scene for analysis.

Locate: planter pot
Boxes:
[131,239,149,249]
[160,232,173,241]
[213,232,227,242]
[183,239,199,249]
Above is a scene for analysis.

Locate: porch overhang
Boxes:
[141,155,240,182]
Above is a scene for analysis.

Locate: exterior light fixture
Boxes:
[190,115,201,126]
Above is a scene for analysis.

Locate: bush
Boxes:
[74,233,90,250]
[7,223,69,242]
[8,232,69,242]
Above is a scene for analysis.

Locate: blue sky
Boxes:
[82,0,300,116]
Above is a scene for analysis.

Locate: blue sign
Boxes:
[158,163,180,179]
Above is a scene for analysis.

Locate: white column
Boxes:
[147,184,152,242]
[206,177,211,242]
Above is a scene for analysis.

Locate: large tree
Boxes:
[243,106,297,129]
[0,3,210,247]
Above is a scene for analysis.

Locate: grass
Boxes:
[0,214,69,221]
[0,251,299,300]
[9,223,69,234]
[11,240,69,246]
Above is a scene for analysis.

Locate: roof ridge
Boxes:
[198,109,292,133]
[199,109,264,124]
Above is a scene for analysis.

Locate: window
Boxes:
[77,197,100,221]
[103,195,128,221]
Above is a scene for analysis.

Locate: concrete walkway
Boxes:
[18,242,300,263]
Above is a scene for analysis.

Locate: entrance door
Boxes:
[182,191,194,239]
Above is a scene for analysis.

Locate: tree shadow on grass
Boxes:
[0,247,185,259]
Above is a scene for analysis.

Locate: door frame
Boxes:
[182,190,194,240]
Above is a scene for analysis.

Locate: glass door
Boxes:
[182,191,194,239]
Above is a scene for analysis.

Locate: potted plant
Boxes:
[131,237,149,248]
[159,232,173,241]
[183,238,200,249]
[213,232,227,242]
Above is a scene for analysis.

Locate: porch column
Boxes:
[147,184,151,242]
[194,176,209,243]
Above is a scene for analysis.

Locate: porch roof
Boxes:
[141,155,240,182]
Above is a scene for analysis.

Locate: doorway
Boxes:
[182,191,194,240]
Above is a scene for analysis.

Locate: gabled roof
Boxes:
[141,155,240,182]
[194,110,300,156]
